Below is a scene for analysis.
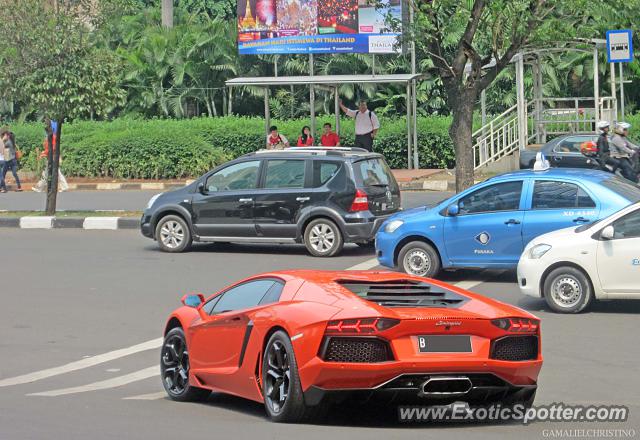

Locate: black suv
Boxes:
[141,147,401,257]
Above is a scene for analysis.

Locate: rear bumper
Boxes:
[300,357,542,393]
[341,212,393,243]
[303,365,540,406]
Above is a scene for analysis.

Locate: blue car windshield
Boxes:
[601,177,640,203]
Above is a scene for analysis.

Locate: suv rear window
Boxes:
[601,177,640,203]
[354,158,393,187]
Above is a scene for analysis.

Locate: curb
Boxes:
[399,179,455,191]
[399,179,485,191]
[62,182,192,191]
[1,216,140,230]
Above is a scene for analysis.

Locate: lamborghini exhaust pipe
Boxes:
[420,376,472,397]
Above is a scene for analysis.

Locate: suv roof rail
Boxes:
[244,146,373,158]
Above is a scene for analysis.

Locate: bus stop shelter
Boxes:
[226,74,423,168]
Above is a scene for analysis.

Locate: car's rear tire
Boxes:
[161,327,210,402]
[398,241,441,278]
[543,266,593,313]
[262,330,327,423]
[304,218,344,257]
[155,215,192,253]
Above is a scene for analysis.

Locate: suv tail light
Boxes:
[492,318,539,333]
[325,318,400,334]
[350,189,369,212]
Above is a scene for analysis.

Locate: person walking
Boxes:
[610,122,639,183]
[1,131,22,191]
[339,99,379,152]
[266,125,289,150]
[320,123,340,147]
[296,126,314,146]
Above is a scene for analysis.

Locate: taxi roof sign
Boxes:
[606,30,633,63]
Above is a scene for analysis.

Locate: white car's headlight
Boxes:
[384,219,404,233]
[529,244,552,259]
[146,193,162,210]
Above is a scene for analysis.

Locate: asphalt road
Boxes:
[1,225,638,439]
[0,189,454,212]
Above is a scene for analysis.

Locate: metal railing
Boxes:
[473,95,616,171]
[473,104,521,169]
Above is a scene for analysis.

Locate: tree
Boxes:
[412,0,595,190]
[0,0,125,214]
[162,0,174,28]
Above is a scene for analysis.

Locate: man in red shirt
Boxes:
[320,123,340,147]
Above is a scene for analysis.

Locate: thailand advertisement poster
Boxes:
[237,0,402,54]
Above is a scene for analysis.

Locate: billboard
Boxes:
[237,0,402,55]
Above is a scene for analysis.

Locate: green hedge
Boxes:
[8,116,455,178]
[9,114,639,179]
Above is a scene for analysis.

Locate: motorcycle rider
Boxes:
[610,122,639,183]
[595,120,616,171]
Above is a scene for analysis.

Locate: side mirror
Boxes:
[600,225,615,240]
[197,182,206,194]
[181,293,205,308]
[447,203,459,216]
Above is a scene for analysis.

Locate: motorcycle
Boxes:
[580,140,640,183]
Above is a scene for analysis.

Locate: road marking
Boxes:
[123,391,166,401]
[0,338,162,387]
[346,258,379,271]
[28,366,158,397]
[453,279,485,290]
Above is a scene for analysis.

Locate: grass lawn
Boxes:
[0,210,142,217]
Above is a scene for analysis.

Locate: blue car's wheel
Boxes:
[398,241,441,278]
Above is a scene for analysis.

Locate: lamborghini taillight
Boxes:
[325,318,400,334]
[492,318,539,333]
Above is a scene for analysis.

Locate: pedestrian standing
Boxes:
[320,123,340,147]
[1,131,22,191]
[296,126,314,146]
[339,99,380,152]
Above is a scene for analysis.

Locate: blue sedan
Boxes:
[375,168,640,277]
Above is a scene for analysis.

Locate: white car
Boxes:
[518,202,640,313]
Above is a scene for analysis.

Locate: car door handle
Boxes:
[229,316,242,322]
[553,156,562,161]
[573,217,590,223]
[504,219,521,225]
[296,197,310,202]
[238,198,253,203]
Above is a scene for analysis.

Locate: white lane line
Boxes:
[123,391,167,401]
[28,366,158,397]
[453,280,485,290]
[0,338,162,387]
[346,258,380,271]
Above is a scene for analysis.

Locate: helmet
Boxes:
[614,122,631,135]
[597,120,610,130]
